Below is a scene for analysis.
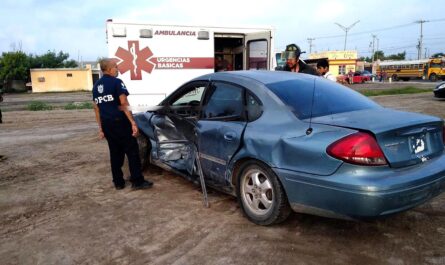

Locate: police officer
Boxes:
[281,44,318,75]
[93,58,153,190]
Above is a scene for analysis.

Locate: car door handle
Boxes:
[224,132,236,141]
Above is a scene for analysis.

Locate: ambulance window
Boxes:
[172,85,206,106]
[248,40,267,70]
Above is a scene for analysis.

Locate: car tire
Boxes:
[392,74,398,81]
[137,133,150,170]
[430,73,437,82]
[236,161,291,225]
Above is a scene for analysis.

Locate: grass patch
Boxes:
[360,86,433,97]
[39,90,91,94]
[64,102,93,110]
[27,101,53,111]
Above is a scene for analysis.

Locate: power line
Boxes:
[423,36,445,40]
[314,22,414,39]
[429,18,445,22]
[312,18,445,40]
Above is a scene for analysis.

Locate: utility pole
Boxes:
[335,20,360,50]
[370,34,380,76]
[415,19,429,59]
[307,38,315,54]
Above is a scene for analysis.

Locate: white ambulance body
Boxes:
[106,19,274,109]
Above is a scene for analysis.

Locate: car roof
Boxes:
[192,70,319,86]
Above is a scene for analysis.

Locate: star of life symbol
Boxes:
[98,84,104,94]
[115,41,155,80]
[412,138,425,154]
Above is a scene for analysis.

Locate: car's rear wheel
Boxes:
[236,161,291,225]
[392,74,398,81]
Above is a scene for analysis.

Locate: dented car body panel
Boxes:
[134,71,445,220]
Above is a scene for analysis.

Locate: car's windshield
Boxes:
[267,77,381,119]
[363,70,372,75]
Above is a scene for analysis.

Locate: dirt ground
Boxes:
[1,91,445,265]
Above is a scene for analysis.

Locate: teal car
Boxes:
[135,71,445,225]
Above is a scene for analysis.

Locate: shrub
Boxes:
[27,101,53,111]
[64,102,93,110]
[361,87,433,97]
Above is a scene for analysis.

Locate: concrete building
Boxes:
[309,50,358,77]
[30,64,99,93]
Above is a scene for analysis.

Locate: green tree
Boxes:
[359,56,372,62]
[373,50,385,61]
[29,50,77,68]
[0,51,30,82]
[431,52,444,58]
[368,50,406,61]
[385,51,406,60]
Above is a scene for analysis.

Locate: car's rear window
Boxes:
[267,77,381,119]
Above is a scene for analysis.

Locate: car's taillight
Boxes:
[327,132,387,166]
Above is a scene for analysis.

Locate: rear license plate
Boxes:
[410,134,427,154]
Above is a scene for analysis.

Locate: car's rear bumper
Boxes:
[273,154,445,219]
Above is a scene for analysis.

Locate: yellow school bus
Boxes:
[424,57,445,82]
[377,59,428,81]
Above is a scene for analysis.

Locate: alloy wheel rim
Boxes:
[241,168,274,216]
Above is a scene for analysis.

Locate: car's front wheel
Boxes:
[236,161,291,225]
[430,73,438,82]
[136,133,149,170]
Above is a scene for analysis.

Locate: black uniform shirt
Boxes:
[92,75,129,121]
[282,60,319,76]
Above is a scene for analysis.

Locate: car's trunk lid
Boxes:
[309,108,444,168]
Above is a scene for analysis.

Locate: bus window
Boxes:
[431,62,441,68]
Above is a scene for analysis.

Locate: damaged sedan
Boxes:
[134,71,445,225]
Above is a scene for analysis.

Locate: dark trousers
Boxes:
[102,118,144,186]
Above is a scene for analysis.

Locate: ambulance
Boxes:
[106,19,275,109]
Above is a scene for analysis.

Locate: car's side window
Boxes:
[172,85,206,106]
[246,91,262,122]
[203,82,243,120]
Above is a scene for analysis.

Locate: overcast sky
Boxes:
[1,0,444,61]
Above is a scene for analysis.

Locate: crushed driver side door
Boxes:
[150,81,207,178]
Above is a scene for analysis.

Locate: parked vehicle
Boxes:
[434,82,445,98]
[106,19,274,108]
[424,57,445,82]
[338,71,370,84]
[377,59,428,81]
[361,70,376,80]
[134,71,445,225]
